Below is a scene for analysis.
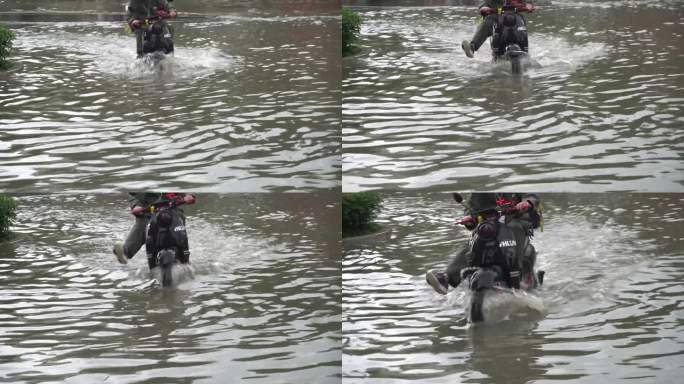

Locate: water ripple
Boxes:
[342,3,684,191]
[0,193,341,383]
[343,193,684,382]
[0,13,340,192]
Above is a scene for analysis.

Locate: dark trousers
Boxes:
[445,244,469,288]
[471,14,497,51]
[123,215,150,259]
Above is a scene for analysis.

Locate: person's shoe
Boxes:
[113,244,128,264]
[426,270,449,295]
[461,40,475,58]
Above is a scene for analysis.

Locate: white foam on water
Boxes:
[450,35,607,79]
[527,34,607,75]
[149,263,196,287]
[14,25,239,81]
[444,285,545,324]
[391,16,608,79]
[478,289,546,324]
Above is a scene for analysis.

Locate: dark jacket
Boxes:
[481,0,505,8]
[464,192,541,230]
[126,0,175,22]
[128,192,163,208]
[465,193,541,284]
[481,0,525,8]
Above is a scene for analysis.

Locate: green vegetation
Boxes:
[343,192,382,237]
[342,8,362,56]
[0,25,16,70]
[0,194,17,239]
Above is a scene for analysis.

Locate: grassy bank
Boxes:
[0,25,16,70]
[342,192,382,237]
[0,194,17,239]
[342,8,362,56]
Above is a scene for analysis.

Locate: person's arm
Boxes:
[128,192,161,208]
[126,0,147,27]
[521,193,539,213]
[518,193,541,229]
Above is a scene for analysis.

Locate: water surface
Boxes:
[343,193,684,383]
[342,0,684,191]
[0,1,340,192]
[0,193,341,383]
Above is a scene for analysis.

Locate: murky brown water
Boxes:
[3,1,684,382]
[343,193,684,383]
[0,193,341,383]
[0,0,340,192]
[342,0,684,191]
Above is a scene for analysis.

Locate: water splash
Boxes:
[13,24,239,81]
[476,289,545,324]
[148,263,196,287]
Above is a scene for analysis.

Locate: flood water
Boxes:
[0,193,341,383]
[0,0,340,192]
[342,0,684,191]
[343,193,684,383]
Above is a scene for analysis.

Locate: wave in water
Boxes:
[13,24,239,81]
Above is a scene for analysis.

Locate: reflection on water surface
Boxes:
[342,1,684,191]
[343,193,684,383]
[0,193,341,383]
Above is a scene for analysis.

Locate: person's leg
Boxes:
[426,243,469,294]
[113,216,149,264]
[462,14,497,57]
[472,14,497,51]
[445,245,469,287]
[123,216,150,257]
[173,210,190,263]
[135,28,144,57]
[521,242,538,287]
[522,243,536,274]
[145,221,157,270]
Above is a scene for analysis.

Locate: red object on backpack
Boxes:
[131,206,145,216]
[457,215,476,227]
[480,6,496,16]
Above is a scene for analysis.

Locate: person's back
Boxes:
[426,192,541,294]
[113,192,194,267]
[126,0,177,56]
[461,0,533,58]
